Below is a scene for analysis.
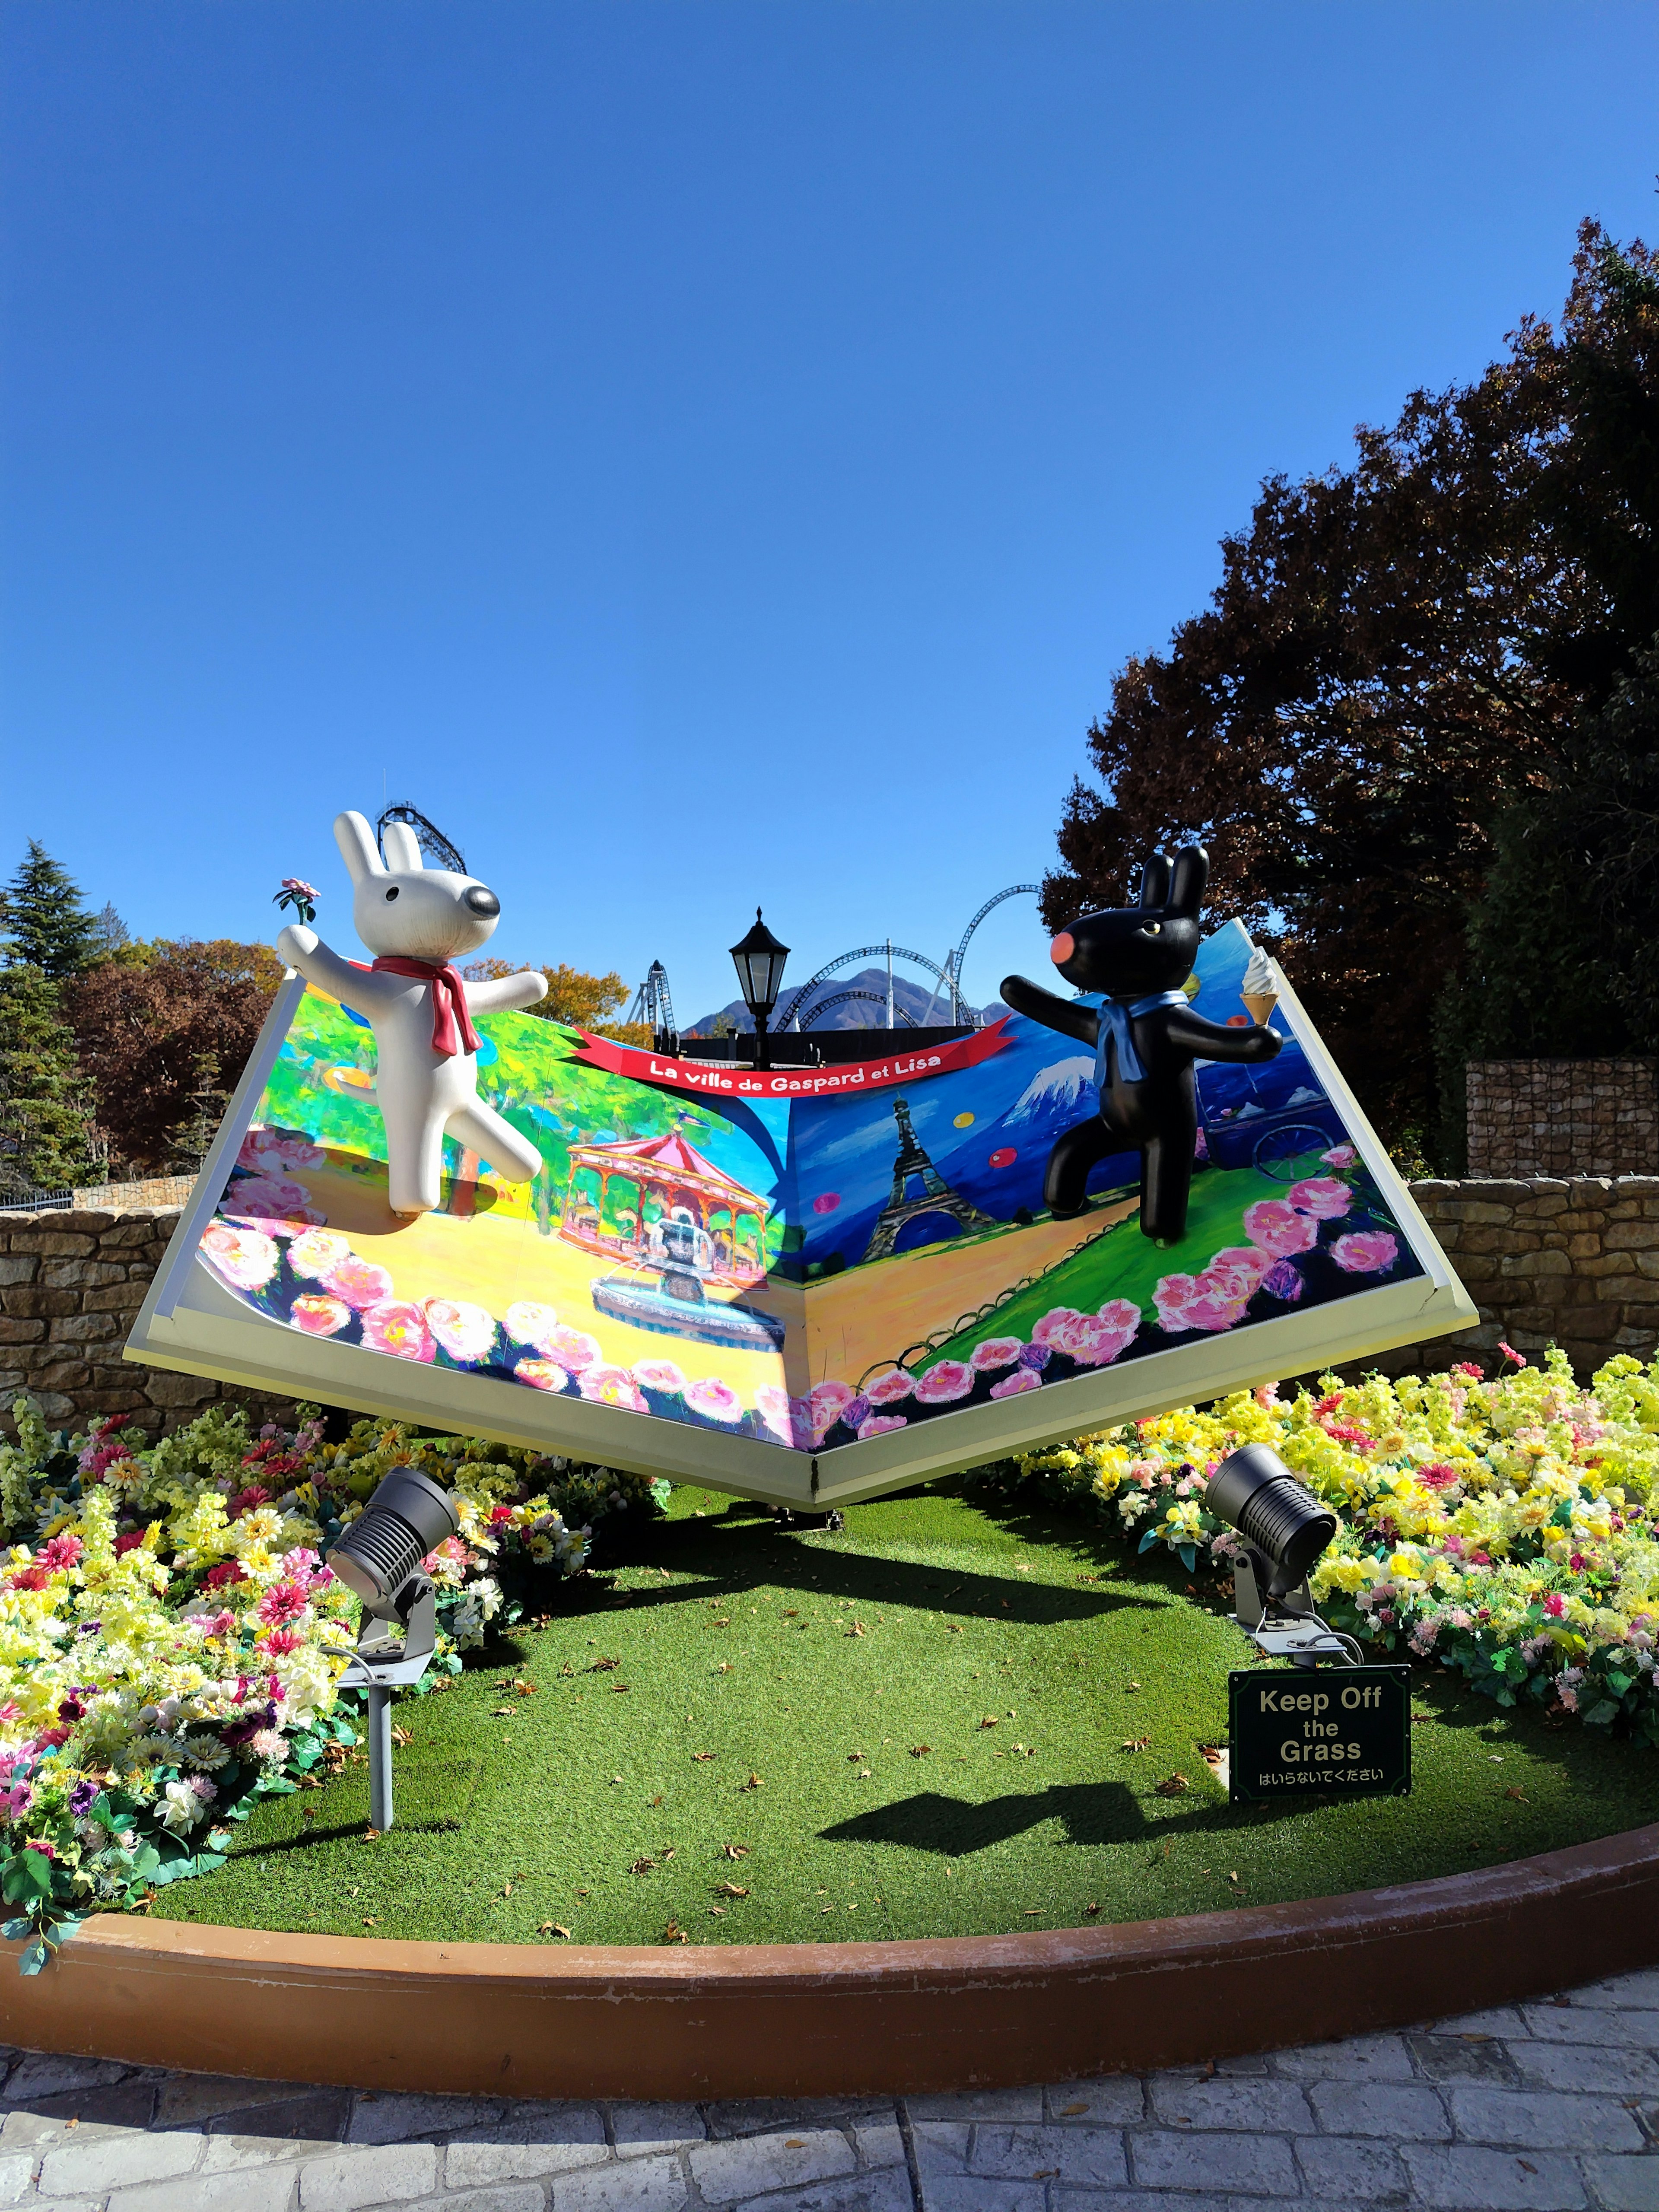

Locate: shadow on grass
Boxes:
[820,1783,1248,1856]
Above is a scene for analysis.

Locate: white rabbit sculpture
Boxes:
[275,811,548,1216]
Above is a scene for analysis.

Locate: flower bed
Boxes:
[997,1347,1659,1748]
[0,1396,664,1968]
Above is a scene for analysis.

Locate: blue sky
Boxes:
[3,2,1656,1024]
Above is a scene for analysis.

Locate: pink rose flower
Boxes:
[857,1413,909,1439]
[287,1229,354,1282]
[200,1222,280,1291]
[425,1299,499,1364]
[914,1360,973,1406]
[970,1335,1024,1373]
[1286,1176,1352,1219]
[291,1294,351,1337]
[542,1325,602,1373]
[514,1359,571,1392]
[322,1255,396,1309]
[504,1301,560,1351]
[1331,1230,1399,1274]
[863,1367,915,1405]
[1242,1200,1319,1258]
[685,1376,743,1426]
[358,1299,435,1361]
[581,1364,648,1413]
[989,1368,1043,1398]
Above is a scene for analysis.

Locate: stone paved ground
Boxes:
[0,1968,1656,2211]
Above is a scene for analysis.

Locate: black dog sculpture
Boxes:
[1000,845,1282,1243]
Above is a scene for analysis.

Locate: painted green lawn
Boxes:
[154,1482,1659,1948]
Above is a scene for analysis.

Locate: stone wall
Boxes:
[7,1183,1659,1440]
[1466,1058,1659,1177]
[0,1207,297,1439]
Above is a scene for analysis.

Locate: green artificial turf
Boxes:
[153,1481,1659,1948]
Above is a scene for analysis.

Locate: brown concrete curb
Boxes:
[3,1824,1656,2097]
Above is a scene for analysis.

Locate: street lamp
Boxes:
[730,909,789,1070]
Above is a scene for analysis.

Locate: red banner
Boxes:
[567,1019,1016,1100]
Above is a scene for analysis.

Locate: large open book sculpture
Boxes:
[128,920,1474,1510]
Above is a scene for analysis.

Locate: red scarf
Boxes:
[370,957,482,1058]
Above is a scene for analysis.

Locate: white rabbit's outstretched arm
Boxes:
[462,969,548,1014]
[276,926,396,1005]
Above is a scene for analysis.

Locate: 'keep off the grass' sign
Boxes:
[1227,1665,1411,1802]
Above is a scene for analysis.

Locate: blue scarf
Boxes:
[1094,992,1187,1089]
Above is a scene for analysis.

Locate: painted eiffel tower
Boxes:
[861,1096,998,1263]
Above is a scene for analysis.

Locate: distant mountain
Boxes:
[688,966,993,1036]
[1007,1053,1097,1126]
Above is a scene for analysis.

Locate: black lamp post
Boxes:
[730,909,790,1070]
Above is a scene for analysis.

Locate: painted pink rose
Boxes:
[223,1175,314,1222]
[913,1360,973,1406]
[634,1358,689,1395]
[969,1335,1024,1373]
[287,1229,354,1282]
[514,1358,571,1392]
[863,1367,915,1406]
[322,1255,396,1310]
[239,1128,326,1174]
[1032,1307,1085,1348]
[788,1398,817,1449]
[542,1325,602,1373]
[199,1223,279,1291]
[1286,1176,1352,1220]
[504,1301,560,1351]
[1200,1246,1274,1303]
[358,1299,435,1362]
[426,1300,499,1364]
[1081,1298,1141,1364]
[1153,1273,1247,1334]
[1332,1230,1399,1274]
[808,1379,858,1442]
[857,1413,909,1439]
[1320,1144,1357,1170]
[291,1294,351,1337]
[581,1364,648,1412]
[752,1384,792,1441]
[685,1376,744,1426]
[1241,1200,1319,1258]
[989,1367,1042,1399]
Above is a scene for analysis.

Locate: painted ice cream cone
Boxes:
[1241,947,1278,1027]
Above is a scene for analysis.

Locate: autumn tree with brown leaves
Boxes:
[1046,222,1659,1162]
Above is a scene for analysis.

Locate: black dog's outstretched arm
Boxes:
[1164,1008,1283,1065]
[1000,975,1100,1048]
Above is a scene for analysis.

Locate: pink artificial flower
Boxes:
[358,1299,435,1362]
[6,1567,48,1592]
[1331,1231,1399,1275]
[200,1222,280,1291]
[291,1294,352,1337]
[504,1301,560,1352]
[114,1531,148,1556]
[259,1627,302,1656]
[202,1560,246,1588]
[969,1335,1024,1373]
[287,1229,354,1282]
[250,1729,289,1764]
[857,1413,909,1439]
[684,1376,742,1425]
[1419,1465,1459,1491]
[256,1580,308,1627]
[281,1547,329,1589]
[863,1368,915,1406]
[1499,1341,1526,1367]
[541,1325,602,1374]
[1241,1200,1319,1258]
[425,1300,499,1364]
[1319,1144,1357,1170]
[228,1484,272,1518]
[322,1255,397,1310]
[1542,1592,1566,1618]
[513,1359,571,1392]
[989,1368,1042,1399]
[1285,1176,1352,1220]
[913,1360,973,1406]
[38,1533,82,1573]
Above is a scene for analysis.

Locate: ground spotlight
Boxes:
[327,1469,460,1831]
[1204,1443,1354,1666]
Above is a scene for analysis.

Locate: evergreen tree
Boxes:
[165,1052,228,1174]
[0,966,101,1195]
[1,843,97,979]
[90,903,130,958]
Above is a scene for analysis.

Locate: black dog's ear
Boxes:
[1138,852,1171,909]
[1166,845,1209,917]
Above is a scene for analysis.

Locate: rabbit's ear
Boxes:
[334,811,383,884]
[380,822,424,872]
[1138,852,1171,909]
[1167,844,1210,917]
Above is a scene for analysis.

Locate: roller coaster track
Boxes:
[802,989,917,1030]
[377,803,467,875]
[776,943,950,1035]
